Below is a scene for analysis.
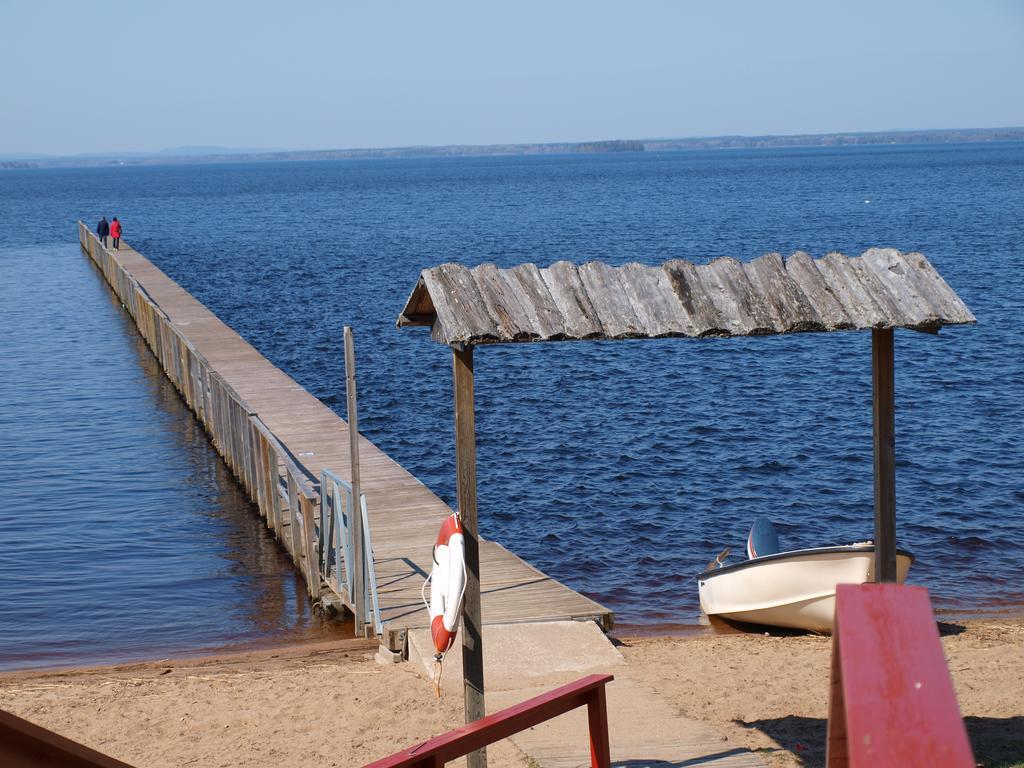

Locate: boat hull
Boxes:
[697,546,913,633]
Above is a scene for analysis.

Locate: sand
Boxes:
[1,619,1021,768]
[621,619,1024,767]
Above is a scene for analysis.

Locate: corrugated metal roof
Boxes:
[397,249,975,346]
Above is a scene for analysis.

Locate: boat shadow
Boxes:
[706,616,968,638]
[738,714,1024,767]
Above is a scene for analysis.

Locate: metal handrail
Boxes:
[360,493,383,635]
[321,469,383,635]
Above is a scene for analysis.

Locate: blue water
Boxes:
[0,246,347,670]
[1,144,1022,648]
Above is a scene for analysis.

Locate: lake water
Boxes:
[1,144,1021,664]
[0,245,348,670]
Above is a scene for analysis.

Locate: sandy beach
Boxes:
[1,618,1021,767]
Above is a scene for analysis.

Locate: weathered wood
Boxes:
[453,345,487,768]
[816,253,890,328]
[896,252,976,324]
[619,263,694,337]
[397,276,438,327]
[270,447,283,538]
[287,473,301,559]
[539,261,604,338]
[424,263,499,344]
[507,263,568,339]
[577,262,644,338]
[256,428,271,523]
[345,326,366,635]
[400,250,973,345]
[662,259,729,336]
[872,328,897,583]
[849,254,915,328]
[743,252,824,332]
[785,251,854,330]
[472,264,539,341]
[301,494,320,599]
[861,248,939,329]
[702,257,776,335]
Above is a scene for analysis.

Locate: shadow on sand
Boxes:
[739,714,1024,767]
[610,751,758,767]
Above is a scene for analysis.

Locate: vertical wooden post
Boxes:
[452,344,486,768]
[301,495,321,600]
[586,685,612,768]
[344,326,366,636]
[872,328,897,583]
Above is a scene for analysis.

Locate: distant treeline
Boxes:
[579,140,645,152]
[645,127,1024,151]
[5,128,1022,169]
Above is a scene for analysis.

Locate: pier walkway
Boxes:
[77,223,611,652]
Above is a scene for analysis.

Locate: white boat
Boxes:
[697,520,913,632]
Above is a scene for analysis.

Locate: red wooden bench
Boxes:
[827,583,974,767]
[0,708,136,768]
[363,673,613,768]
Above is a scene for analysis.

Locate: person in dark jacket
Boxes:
[110,217,122,250]
[97,216,110,247]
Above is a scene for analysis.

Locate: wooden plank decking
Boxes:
[77,224,612,651]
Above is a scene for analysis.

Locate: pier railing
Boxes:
[77,222,324,602]
[320,470,383,634]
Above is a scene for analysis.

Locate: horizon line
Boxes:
[3,125,1023,166]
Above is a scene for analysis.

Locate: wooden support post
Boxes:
[344,326,366,636]
[452,344,486,768]
[271,447,283,538]
[301,495,321,600]
[871,328,897,583]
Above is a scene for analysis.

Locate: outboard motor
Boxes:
[747,517,780,559]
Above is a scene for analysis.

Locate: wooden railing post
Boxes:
[301,495,320,599]
[287,474,300,557]
[586,685,612,768]
[271,447,283,538]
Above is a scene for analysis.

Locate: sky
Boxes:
[2,0,1022,156]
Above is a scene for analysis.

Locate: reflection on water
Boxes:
[0,245,348,671]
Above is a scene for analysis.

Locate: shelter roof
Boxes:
[397,249,975,346]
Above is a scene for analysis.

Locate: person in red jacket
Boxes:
[110,217,122,249]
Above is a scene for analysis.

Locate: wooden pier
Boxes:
[77,223,612,652]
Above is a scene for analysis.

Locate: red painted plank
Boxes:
[0,708,137,768]
[830,584,974,767]
[363,674,613,768]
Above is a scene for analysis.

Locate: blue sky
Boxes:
[2,0,1022,155]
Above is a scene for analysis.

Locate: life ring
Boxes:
[426,513,467,658]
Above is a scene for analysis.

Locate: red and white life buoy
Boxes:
[424,513,466,659]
